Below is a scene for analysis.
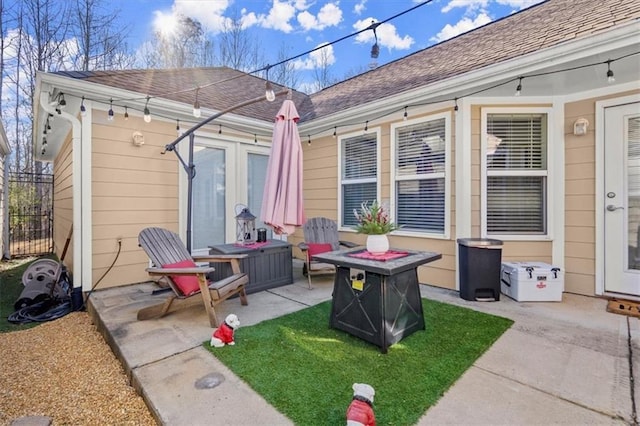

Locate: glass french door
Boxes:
[604,102,640,295]
[192,145,226,250]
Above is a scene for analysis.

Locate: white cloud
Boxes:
[441,0,490,13]
[297,2,342,31]
[353,19,414,50]
[495,0,544,9]
[292,43,335,70]
[441,0,543,13]
[171,0,231,33]
[430,12,492,42]
[354,0,367,15]
[257,0,298,33]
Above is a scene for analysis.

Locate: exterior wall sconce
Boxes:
[132,130,145,146]
[573,118,589,136]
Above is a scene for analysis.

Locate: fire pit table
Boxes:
[313,247,441,353]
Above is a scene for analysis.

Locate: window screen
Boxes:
[341,133,377,227]
[395,118,446,233]
[486,113,548,234]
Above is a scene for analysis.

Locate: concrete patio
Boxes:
[87,260,638,425]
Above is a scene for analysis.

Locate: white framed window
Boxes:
[338,128,381,229]
[481,107,552,238]
[391,112,451,237]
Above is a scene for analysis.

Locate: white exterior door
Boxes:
[604,102,640,296]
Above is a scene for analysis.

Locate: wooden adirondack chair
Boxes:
[137,227,248,327]
[297,217,358,289]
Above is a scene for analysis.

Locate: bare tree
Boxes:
[270,42,300,89]
[69,0,132,71]
[311,47,337,92]
[218,10,263,72]
[143,14,214,69]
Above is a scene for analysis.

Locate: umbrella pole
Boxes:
[162,89,290,252]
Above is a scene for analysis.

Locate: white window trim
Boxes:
[390,111,451,239]
[480,106,554,241]
[337,127,382,232]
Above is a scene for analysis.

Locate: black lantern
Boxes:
[235,207,256,245]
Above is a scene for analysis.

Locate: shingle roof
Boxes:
[53,0,639,124]
[305,0,640,120]
[54,67,311,123]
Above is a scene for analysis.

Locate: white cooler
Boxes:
[500,262,564,302]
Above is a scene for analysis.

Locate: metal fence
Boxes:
[8,172,54,257]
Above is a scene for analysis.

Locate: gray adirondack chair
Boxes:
[137,227,248,327]
[297,217,358,289]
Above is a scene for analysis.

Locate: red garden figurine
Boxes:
[210,313,240,347]
[346,383,376,426]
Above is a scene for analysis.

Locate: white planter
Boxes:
[366,234,389,255]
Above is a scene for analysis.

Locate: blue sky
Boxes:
[116,0,543,86]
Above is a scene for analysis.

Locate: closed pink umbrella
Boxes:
[260,99,305,235]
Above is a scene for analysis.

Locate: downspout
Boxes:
[39,91,84,292]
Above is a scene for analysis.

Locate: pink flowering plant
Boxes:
[353,200,400,235]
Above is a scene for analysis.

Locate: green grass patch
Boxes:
[0,256,56,333]
[205,298,513,425]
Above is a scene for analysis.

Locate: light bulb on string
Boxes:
[515,77,523,96]
[364,121,368,132]
[254,134,258,144]
[143,97,151,123]
[606,60,615,83]
[193,87,201,118]
[333,127,337,138]
[264,66,275,102]
[176,119,181,136]
[218,124,222,134]
[403,106,408,121]
[108,99,114,121]
[308,135,311,145]
[58,93,66,109]
[80,97,87,117]
[454,98,459,112]
[124,106,129,120]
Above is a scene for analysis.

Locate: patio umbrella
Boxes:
[260,99,305,235]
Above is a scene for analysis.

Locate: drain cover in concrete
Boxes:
[195,372,225,389]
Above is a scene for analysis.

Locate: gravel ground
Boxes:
[0,312,156,425]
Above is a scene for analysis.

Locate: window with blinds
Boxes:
[394,118,446,233]
[485,113,548,235]
[340,133,378,227]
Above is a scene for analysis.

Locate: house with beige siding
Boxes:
[0,123,9,260]
[33,0,639,301]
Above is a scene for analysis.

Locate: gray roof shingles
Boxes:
[53,0,639,124]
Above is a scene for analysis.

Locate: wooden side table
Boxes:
[313,248,441,353]
[208,240,293,294]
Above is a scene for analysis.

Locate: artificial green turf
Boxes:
[205,298,513,425]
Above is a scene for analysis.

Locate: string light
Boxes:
[308,135,311,145]
[364,121,368,132]
[143,97,151,123]
[515,77,523,96]
[265,67,276,102]
[80,97,86,117]
[254,134,257,143]
[176,119,181,136]
[370,21,380,59]
[124,106,129,120]
[42,137,47,146]
[193,87,201,118]
[606,60,615,83]
[454,98,459,112]
[333,127,337,138]
[403,106,408,120]
[58,93,66,109]
[218,124,222,134]
[107,99,114,121]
